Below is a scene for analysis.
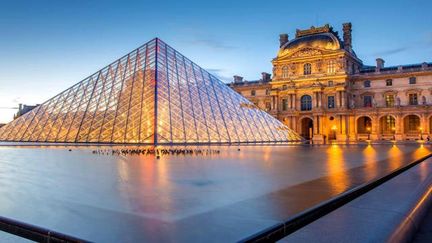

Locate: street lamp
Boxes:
[419,127,423,140]
[392,126,396,141]
[366,126,371,140]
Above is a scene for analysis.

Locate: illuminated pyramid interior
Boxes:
[0,38,302,144]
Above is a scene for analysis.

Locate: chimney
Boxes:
[342,23,352,52]
[376,58,385,71]
[279,34,289,48]
[261,72,271,82]
[233,75,243,83]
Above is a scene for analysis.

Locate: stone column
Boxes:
[312,115,324,143]
[341,91,346,108]
[288,94,292,109]
[370,115,379,140]
[421,113,427,139]
[349,115,356,141]
[395,114,403,141]
[337,115,348,141]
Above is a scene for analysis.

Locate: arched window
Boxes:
[327,60,336,73]
[300,95,312,111]
[303,63,312,75]
[282,66,289,78]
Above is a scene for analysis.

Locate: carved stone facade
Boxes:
[230,23,432,142]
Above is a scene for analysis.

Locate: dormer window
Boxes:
[364,80,371,88]
[303,63,312,75]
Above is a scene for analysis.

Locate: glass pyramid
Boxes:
[0,38,302,144]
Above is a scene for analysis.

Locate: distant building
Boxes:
[14,104,38,119]
[230,23,432,142]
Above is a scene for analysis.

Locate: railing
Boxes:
[0,215,91,243]
[239,152,432,242]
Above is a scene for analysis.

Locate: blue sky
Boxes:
[0,0,431,122]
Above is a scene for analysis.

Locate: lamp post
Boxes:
[392,126,396,141]
[419,127,423,140]
[366,126,371,140]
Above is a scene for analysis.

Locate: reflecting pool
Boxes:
[0,144,430,242]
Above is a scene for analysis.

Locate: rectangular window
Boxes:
[328,96,335,109]
[386,79,393,86]
[409,77,416,84]
[251,90,256,96]
[327,60,336,73]
[364,80,371,88]
[265,102,271,111]
[364,96,372,107]
[328,80,333,87]
[409,93,418,105]
[385,94,395,107]
[282,99,288,111]
[265,89,270,95]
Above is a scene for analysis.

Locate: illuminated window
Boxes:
[282,66,289,78]
[282,99,288,111]
[409,93,418,105]
[364,80,371,88]
[386,79,393,86]
[407,115,420,131]
[251,90,256,96]
[382,115,396,133]
[300,95,312,111]
[328,96,335,109]
[327,60,336,73]
[303,63,312,75]
[385,94,395,107]
[409,77,416,84]
[364,96,372,107]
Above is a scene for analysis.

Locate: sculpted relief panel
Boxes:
[290,48,322,58]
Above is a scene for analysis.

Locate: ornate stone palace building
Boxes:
[230,23,432,142]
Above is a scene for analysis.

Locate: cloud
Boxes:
[206,68,232,82]
[12,97,21,103]
[186,38,236,50]
[373,47,408,56]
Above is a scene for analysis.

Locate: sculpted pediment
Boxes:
[277,48,326,60]
[290,48,323,57]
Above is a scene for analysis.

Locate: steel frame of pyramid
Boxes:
[0,38,302,145]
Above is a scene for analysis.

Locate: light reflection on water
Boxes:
[0,143,430,242]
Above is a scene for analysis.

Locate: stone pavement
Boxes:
[413,205,432,242]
